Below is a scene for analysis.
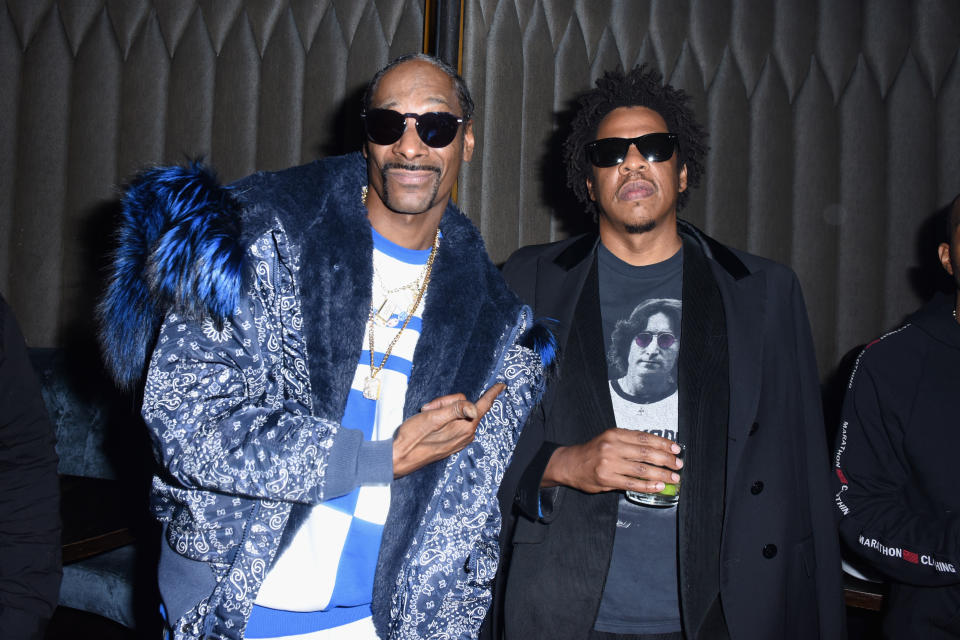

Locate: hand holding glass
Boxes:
[626,441,685,507]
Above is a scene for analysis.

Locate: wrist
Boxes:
[541,446,568,488]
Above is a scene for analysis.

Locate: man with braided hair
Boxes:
[99,54,554,640]
[486,66,845,640]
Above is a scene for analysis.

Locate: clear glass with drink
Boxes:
[625,442,684,507]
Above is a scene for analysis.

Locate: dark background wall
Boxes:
[459,0,960,378]
[2,0,959,384]
[1,0,425,351]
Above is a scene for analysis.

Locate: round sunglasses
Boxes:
[586,132,678,167]
[362,109,464,148]
[634,331,677,349]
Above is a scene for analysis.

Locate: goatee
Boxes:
[624,220,656,234]
[380,162,442,215]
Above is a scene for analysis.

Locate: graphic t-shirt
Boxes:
[593,242,683,635]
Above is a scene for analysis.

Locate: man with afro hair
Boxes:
[485,65,845,640]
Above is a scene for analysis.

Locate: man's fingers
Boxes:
[454,400,478,421]
[622,477,671,494]
[617,428,682,454]
[623,462,681,484]
[423,384,505,424]
[475,383,506,414]
[618,443,683,471]
[421,393,468,412]
[424,398,479,426]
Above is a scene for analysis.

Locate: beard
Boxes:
[598,204,658,235]
[380,162,442,214]
[624,219,657,234]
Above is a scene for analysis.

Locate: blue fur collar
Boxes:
[97,163,244,388]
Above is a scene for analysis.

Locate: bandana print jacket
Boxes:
[98,153,554,640]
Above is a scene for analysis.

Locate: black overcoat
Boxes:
[486,221,846,640]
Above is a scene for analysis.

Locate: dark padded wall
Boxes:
[459,0,960,376]
[3,0,960,383]
[1,0,425,349]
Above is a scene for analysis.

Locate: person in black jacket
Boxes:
[0,294,61,639]
[485,66,845,640]
[834,195,960,639]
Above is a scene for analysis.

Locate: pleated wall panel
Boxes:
[3,0,960,384]
[0,0,425,348]
[460,0,960,377]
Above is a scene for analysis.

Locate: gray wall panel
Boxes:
[3,0,960,385]
[747,58,793,261]
[885,53,937,327]
[62,11,120,344]
[11,5,70,346]
[1,0,425,348]
[116,14,169,179]
[792,59,840,376]
[0,5,19,295]
[212,12,260,179]
[836,58,887,363]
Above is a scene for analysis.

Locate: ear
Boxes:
[678,163,688,193]
[939,242,954,276]
[586,176,596,201]
[362,141,368,159]
[461,120,475,162]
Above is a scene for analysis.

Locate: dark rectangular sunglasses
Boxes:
[586,132,678,167]
[362,108,464,148]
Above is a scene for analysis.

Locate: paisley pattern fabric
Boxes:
[146,224,340,638]
[389,332,543,639]
[142,220,546,639]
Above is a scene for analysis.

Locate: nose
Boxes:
[393,116,428,160]
[619,141,649,173]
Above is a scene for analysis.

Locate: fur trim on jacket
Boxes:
[98,153,556,639]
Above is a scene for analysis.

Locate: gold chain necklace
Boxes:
[371,258,431,325]
[363,227,440,400]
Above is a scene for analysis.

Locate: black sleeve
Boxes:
[501,250,564,522]
[833,344,960,587]
[0,296,62,639]
[511,407,561,523]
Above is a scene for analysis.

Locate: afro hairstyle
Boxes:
[564,65,708,218]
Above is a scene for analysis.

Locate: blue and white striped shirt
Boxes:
[247,228,434,639]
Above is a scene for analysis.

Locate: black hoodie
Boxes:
[834,292,960,638]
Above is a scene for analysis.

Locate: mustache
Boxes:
[618,173,652,188]
[382,162,441,175]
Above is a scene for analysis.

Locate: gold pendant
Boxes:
[363,376,380,400]
[375,299,398,325]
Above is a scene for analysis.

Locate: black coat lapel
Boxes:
[557,257,617,442]
[677,235,730,638]
[541,234,598,346]
[528,240,615,444]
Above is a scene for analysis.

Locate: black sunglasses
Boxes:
[362,109,464,148]
[586,133,678,167]
[634,331,677,349]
